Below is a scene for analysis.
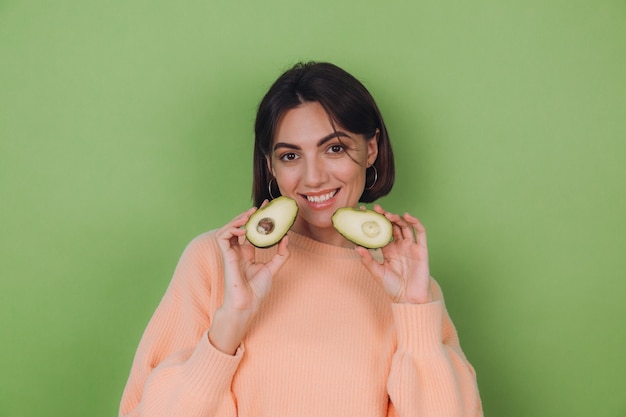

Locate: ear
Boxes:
[265,155,275,177]
[366,129,379,167]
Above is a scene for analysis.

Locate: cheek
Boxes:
[331,166,367,197]
[334,160,366,181]
[273,166,299,190]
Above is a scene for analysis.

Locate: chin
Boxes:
[296,211,335,230]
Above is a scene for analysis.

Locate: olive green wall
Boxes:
[1,1,624,416]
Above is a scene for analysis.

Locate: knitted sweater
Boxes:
[119,230,482,417]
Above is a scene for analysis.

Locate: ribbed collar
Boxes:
[286,231,362,260]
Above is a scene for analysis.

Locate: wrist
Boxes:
[208,307,254,355]
[399,287,433,304]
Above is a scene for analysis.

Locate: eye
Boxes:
[327,144,345,154]
[280,152,299,162]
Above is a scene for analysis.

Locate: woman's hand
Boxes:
[355,205,433,304]
[217,205,290,313]
[209,204,290,354]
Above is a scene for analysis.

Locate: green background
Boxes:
[1,1,624,416]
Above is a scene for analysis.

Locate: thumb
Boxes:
[355,246,384,282]
[264,236,291,276]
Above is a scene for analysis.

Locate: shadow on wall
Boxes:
[376,89,518,416]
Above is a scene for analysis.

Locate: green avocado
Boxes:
[332,207,392,249]
[245,196,298,248]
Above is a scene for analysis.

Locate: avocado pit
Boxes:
[256,218,275,235]
[361,221,381,238]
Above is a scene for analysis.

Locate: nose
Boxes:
[303,157,328,188]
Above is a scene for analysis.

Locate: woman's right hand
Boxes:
[209,204,290,354]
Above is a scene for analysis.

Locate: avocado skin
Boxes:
[245,196,298,248]
[331,207,393,249]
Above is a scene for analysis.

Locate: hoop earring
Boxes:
[268,178,277,200]
[365,165,378,191]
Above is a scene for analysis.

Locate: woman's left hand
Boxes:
[355,205,433,304]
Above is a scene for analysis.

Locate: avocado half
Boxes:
[332,207,392,249]
[245,196,298,248]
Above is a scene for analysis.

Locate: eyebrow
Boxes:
[273,131,352,152]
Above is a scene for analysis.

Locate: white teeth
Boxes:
[306,190,337,203]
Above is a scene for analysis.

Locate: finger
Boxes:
[397,215,416,242]
[391,223,404,242]
[238,238,256,263]
[264,235,290,276]
[216,207,257,250]
[374,205,415,242]
[373,204,385,214]
[355,246,384,281]
[217,224,247,243]
[373,205,405,242]
[224,207,257,231]
[404,212,427,246]
[384,210,414,242]
[275,235,290,258]
[217,226,247,255]
[239,206,258,222]
[374,204,401,223]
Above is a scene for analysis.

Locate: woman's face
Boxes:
[267,101,378,244]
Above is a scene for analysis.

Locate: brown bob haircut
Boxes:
[252,61,395,207]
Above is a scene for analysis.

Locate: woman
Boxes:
[119,62,482,416]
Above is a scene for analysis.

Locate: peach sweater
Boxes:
[119,230,482,417]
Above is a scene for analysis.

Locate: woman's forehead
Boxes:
[273,102,355,145]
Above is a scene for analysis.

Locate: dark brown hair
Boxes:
[252,61,394,207]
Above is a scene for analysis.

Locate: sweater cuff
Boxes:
[392,301,443,354]
[181,330,244,398]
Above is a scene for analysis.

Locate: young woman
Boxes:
[119,62,483,417]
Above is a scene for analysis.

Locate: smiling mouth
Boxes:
[303,189,338,203]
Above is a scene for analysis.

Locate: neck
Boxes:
[291,218,354,248]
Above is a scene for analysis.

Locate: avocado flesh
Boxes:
[332,208,392,249]
[245,196,298,248]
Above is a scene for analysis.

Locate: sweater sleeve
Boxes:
[386,279,483,417]
[119,233,242,417]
